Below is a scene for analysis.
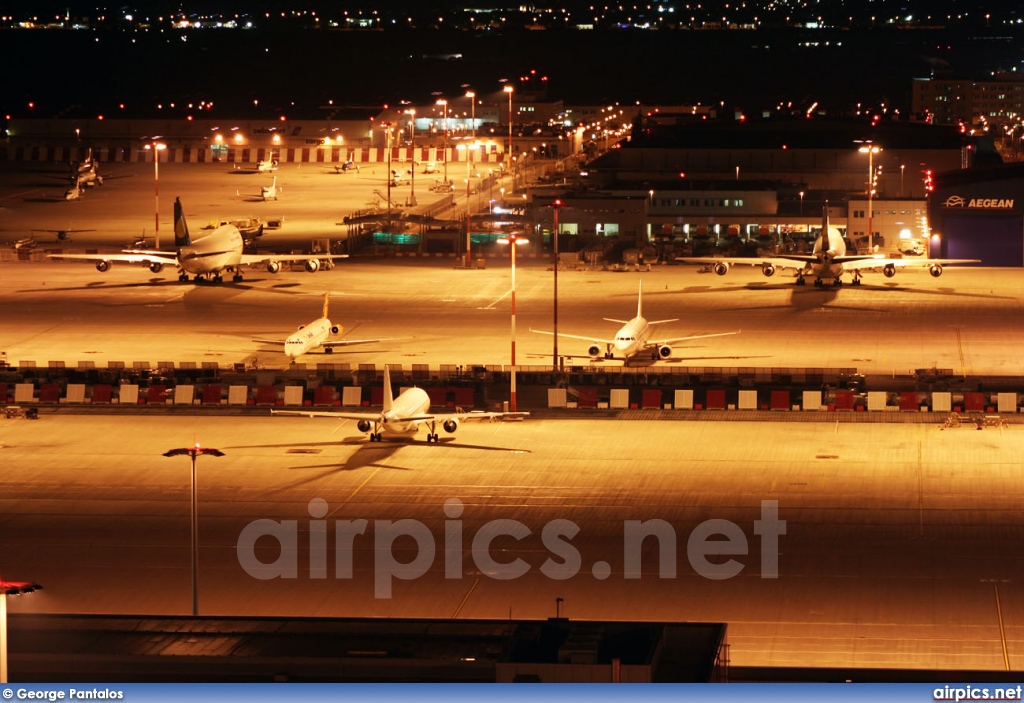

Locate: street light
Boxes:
[144,139,166,248]
[436,99,448,185]
[0,579,42,683]
[551,199,565,370]
[858,142,881,246]
[497,232,529,412]
[164,442,225,617]
[799,190,804,215]
[466,90,476,141]
[404,109,417,206]
[504,85,514,185]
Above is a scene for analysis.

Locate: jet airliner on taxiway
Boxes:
[530,282,738,361]
[252,293,402,359]
[272,365,528,442]
[677,206,979,286]
[49,197,345,283]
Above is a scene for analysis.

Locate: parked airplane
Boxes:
[257,159,278,173]
[272,365,528,442]
[252,293,401,359]
[71,148,97,175]
[64,183,85,201]
[676,207,979,286]
[259,176,280,201]
[71,168,102,188]
[49,197,345,283]
[531,282,738,361]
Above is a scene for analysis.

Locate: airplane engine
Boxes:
[356,419,372,433]
[442,418,459,434]
[267,261,282,274]
[588,345,602,358]
[714,262,730,276]
[883,263,896,278]
[95,260,110,273]
[330,325,340,334]
[658,345,673,359]
[305,259,321,273]
[149,262,163,273]
[761,264,776,277]
[297,324,305,330]
[929,264,944,278]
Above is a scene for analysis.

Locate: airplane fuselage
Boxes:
[609,317,652,358]
[284,317,332,358]
[380,387,431,437]
[808,234,846,281]
[177,225,244,276]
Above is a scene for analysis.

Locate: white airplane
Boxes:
[531,282,739,361]
[64,182,85,201]
[257,158,278,174]
[252,292,402,359]
[272,365,528,442]
[72,148,97,175]
[71,168,102,188]
[260,176,280,201]
[676,206,979,286]
[48,197,346,283]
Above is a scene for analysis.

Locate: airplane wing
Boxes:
[320,336,409,348]
[48,250,179,266]
[651,330,740,346]
[442,410,531,422]
[251,338,286,346]
[238,253,348,267]
[271,409,385,421]
[676,255,818,270]
[837,256,980,272]
[530,328,614,345]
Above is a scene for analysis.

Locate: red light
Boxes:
[279,115,286,121]
[97,115,104,120]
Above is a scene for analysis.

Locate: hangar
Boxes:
[928,164,1024,265]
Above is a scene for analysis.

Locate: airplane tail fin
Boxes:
[382,365,394,414]
[322,292,330,320]
[637,280,643,319]
[821,205,831,251]
[173,197,192,248]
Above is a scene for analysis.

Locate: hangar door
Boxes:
[941,215,1024,266]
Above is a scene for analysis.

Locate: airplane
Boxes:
[71,169,102,188]
[530,281,739,361]
[271,365,528,443]
[333,160,358,173]
[64,183,85,201]
[71,148,97,175]
[257,158,278,174]
[252,292,403,359]
[48,197,346,283]
[676,206,980,286]
[260,176,280,201]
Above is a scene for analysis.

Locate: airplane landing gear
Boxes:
[795,276,806,286]
[426,433,439,443]
[232,272,244,282]
[369,432,383,442]
[813,278,824,287]
[832,278,842,287]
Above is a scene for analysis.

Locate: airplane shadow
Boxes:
[226,435,530,488]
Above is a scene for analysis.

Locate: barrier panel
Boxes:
[147,385,168,404]
[577,387,598,408]
[255,386,277,405]
[39,383,61,403]
[119,385,139,404]
[92,384,112,403]
[15,384,35,403]
[964,392,985,412]
[674,389,693,410]
[227,386,249,405]
[802,390,822,411]
[202,384,223,405]
[642,389,662,409]
[315,385,337,406]
[933,391,952,413]
[867,391,887,411]
[65,384,87,404]
[706,389,727,410]
[427,387,447,406]
[770,389,790,410]
[341,386,362,406]
[997,392,1017,413]
[174,385,195,405]
[283,386,304,406]
[547,388,567,408]
[834,390,855,410]
[737,389,757,410]
[609,388,629,409]
[899,391,919,411]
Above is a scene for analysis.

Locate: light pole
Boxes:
[497,232,528,412]
[551,199,564,370]
[466,90,476,141]
[436,99,448,185]
[1,580,42,683]
[504,85,514,187]
[405,109,416,206]
[799,190,804,215]
[144,140,165,248]
[164,442,224,617]
[858,142,881,246]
